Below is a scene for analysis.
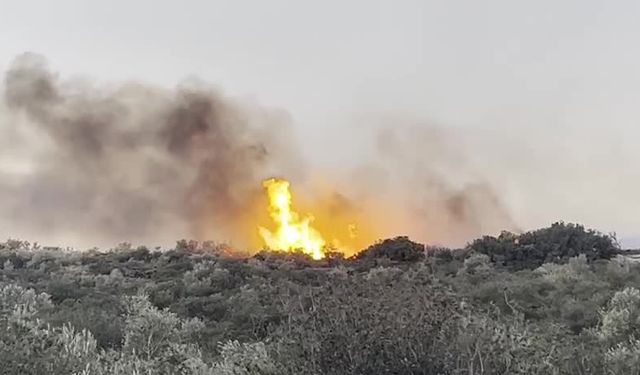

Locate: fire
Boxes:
[258,178,327,259]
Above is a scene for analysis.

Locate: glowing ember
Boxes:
[258,178,327,259]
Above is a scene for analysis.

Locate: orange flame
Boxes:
[258,178,327,259]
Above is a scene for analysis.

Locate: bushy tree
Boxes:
[270,265,460,374]
[355,236,425,263]
[457,253,493,282]
[470,222,618,270]
[592,287,640,373]
[211,340,277,375]
[0,283,98,374]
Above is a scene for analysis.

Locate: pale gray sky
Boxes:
[1,0,639,245]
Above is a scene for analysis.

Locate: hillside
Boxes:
[0,222,638,374]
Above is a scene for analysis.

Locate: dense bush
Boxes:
[0,223,636,374]
[354,236,425,264]
[270,266,459,374]
[469,222,619,270]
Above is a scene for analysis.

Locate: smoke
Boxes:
[0,53,517,250]
[0,53,300,248]
[335,121,518,247]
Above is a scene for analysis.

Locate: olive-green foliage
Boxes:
[470,222,619,270]
[354,236,425,263]
[0,283,98,374]
[270,265,459,374]
[0,223,638,374]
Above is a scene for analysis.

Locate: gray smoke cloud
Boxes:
[0,53,517,250]
[342,122,518,247]
[0,53,301,248]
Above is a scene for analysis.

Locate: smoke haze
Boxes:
[0,53,304,248]
[0,53,520,251]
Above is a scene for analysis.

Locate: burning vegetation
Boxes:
[257,178,367,259]
[0,53,517,254]
[258,178,327,260]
